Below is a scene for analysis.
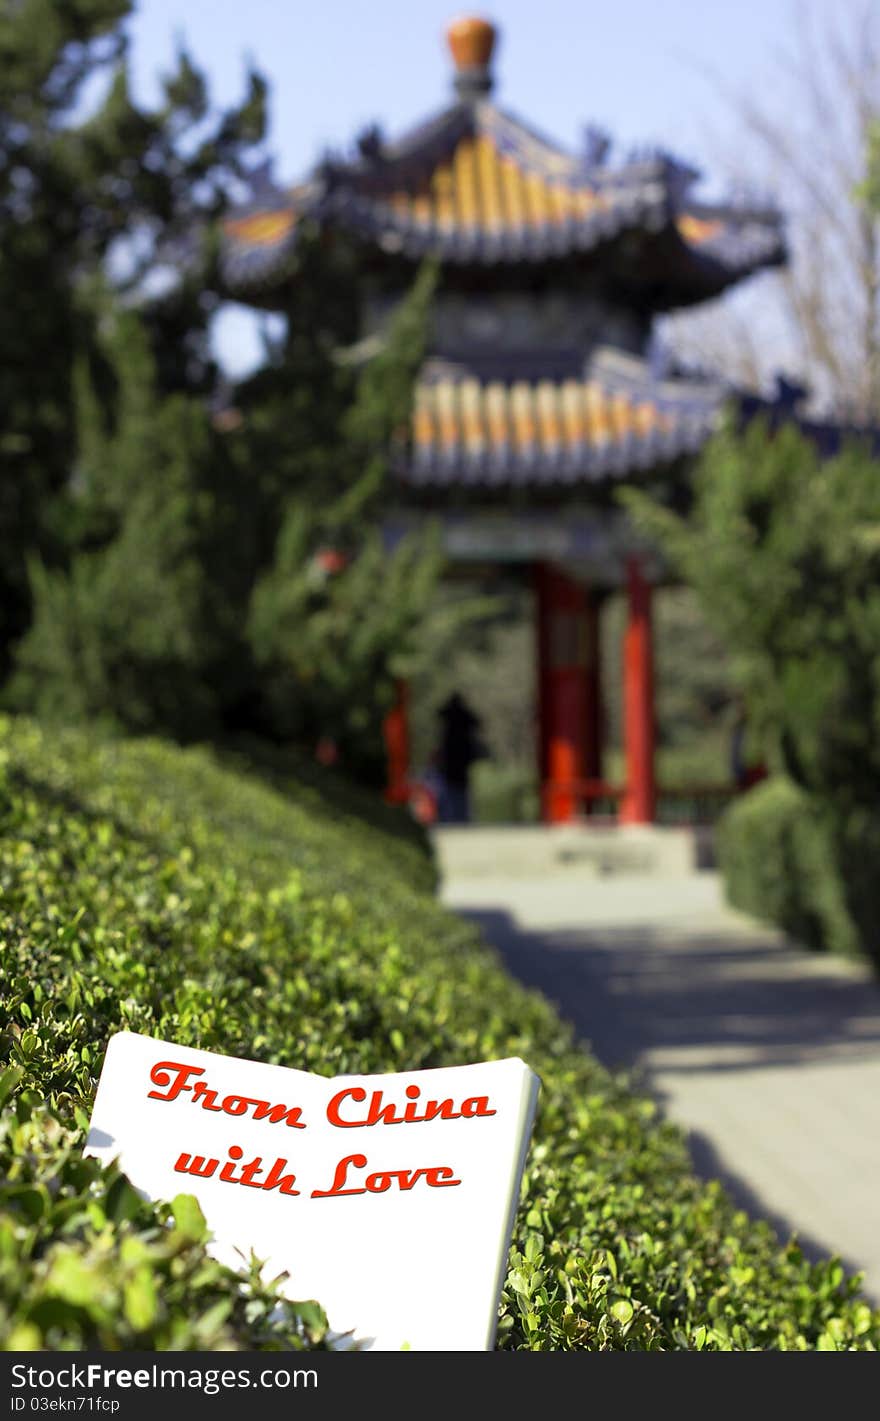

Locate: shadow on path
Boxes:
[460,904,880,1284]
[463,909,880,1073]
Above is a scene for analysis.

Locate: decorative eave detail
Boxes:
[398,347,725,487]
[220,117,784,302]
[672,198,787,293]
[221,180,319,290]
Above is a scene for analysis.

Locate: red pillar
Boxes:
[619,556,656,824]
[584,596,602,785]
[383,679,410,805]
[534,563,592,824]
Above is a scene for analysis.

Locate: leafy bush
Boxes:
[1,716,878,1350]
[716,778,858,955]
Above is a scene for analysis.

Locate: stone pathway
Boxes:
[437,851,880,1302]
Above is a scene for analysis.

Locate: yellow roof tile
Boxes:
[381,134,606,236]
[409,375,696,470]
[225,210,297,246]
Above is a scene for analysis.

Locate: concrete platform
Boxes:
[439,862,880,1303]
[430,823,714,879]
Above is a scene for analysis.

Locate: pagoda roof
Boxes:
[221,20,785,309]
[397,362,880,491]
[398,348,723,488]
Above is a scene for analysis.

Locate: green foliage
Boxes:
[0,1117,331,1350]
[238,257,491,780]
[0,0,266,677]
[227,227,362,541]
[335,260,438,525]
[602,587,735,759]
[9,312,226,739]
[623,417,880,967]
[227,247,437,537]
[716,778,857,956]
[470,761,540,824]
[1,8,463,780]
[9,243,458,779]
[248,516,448,784]
[854,118,880,217]
[1,715,877,1350]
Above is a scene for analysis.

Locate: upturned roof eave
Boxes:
[218,98,787,297]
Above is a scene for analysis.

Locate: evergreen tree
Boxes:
[244,259,492,783]
[4,9,483,782]
[12,244,481,780]
[10,309,224,738]
[0,0,266,677]
[219,225,363,585]
[623,418,880,965]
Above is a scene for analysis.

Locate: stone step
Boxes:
[430,823,714,880]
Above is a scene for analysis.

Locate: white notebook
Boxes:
[85,1031,541,1351]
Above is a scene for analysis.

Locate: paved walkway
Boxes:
[438,857,880,1302]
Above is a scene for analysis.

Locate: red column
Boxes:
[619,556,656,825]
[534,563,591,824]
[535,564,552,796]
[383,679,410,805]
[584,596,602,786]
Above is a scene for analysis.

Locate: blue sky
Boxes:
[127,0,794,176]
[122,0,820,374]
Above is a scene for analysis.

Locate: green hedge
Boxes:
[1,717,878,1350]
[717,778,859,958]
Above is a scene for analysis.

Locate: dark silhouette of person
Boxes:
[434,692,486,824]
[730,694,768,792]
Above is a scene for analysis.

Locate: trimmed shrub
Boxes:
[1,717,878,1350]
[717,779,859,958]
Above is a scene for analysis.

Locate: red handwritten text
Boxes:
[174,1143,300,1194]
[149,1060,306,1128]
[326,1084,496,1128]
[312,1153,461,1197]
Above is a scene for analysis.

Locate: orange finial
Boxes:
[446,16,497,95]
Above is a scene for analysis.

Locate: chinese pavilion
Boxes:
[219,16,787,824]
